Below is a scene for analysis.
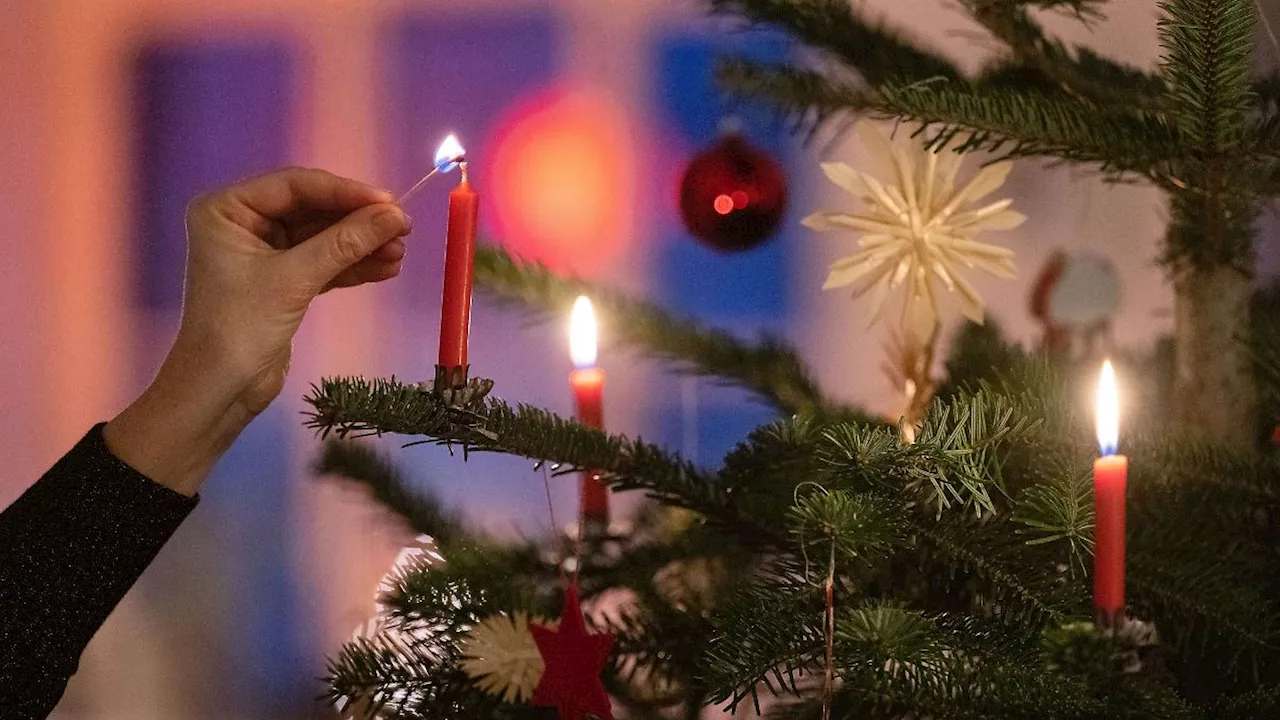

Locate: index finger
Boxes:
[227,167,394,219]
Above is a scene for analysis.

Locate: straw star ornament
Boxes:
[804,122,1024,341]
[460,612,554,703]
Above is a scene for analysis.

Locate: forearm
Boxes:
[103,338,257,497]
[0,425,197,718]
[0,335,249,716]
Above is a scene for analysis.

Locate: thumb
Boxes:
[287,203,411,291]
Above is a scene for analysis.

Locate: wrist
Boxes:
[104,348,256,496]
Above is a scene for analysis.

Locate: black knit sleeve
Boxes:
[0,423,198,719]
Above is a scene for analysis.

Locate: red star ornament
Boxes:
[529,582,615,720]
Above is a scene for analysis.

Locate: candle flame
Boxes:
[1096,359,1119,456]
[569,296,597,368]
[434,134,466,172]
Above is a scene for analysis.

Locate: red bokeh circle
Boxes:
[483,90,635,271]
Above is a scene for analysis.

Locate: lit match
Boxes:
[397,134,466,205]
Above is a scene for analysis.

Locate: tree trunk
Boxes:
[1172,262,1255,448]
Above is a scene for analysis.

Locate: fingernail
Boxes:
[373,210,407,237]
[402,212,414,234]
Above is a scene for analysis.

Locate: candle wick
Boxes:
[460,161,470,184]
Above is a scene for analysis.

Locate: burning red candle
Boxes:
[569,296,609,529]
[1093,360,1127,628]
[436,135,478,390]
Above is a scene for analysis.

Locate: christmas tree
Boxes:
[308,1,1280,718]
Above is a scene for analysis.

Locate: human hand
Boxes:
[105,168,412,495]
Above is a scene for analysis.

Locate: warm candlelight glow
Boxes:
[570,296,598,369]
[434,134,466,172]
[1096,359,1119,456]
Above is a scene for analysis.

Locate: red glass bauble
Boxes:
[678,134,787,253]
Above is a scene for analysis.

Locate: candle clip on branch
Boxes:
[431,374,496,410]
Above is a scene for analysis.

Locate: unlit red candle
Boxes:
[570,297,609,527]
[1093,360,1127,626]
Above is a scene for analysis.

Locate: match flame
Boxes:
[1096,359,1119,456]
[434,134,466,172]
[569,296,598,369]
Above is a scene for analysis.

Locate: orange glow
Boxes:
[485,90,635,271]
[713,194,734,215]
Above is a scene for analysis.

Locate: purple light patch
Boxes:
[384,11,561,302]
[133,42,293,310]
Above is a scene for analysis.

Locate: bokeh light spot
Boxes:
[713,194,734,215]
[484,90,636,271]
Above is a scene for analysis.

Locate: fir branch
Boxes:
[325,634,522,720]
[717,61,872,137]
[597,603,716,706]
[1165,187,1258,266]
[1247,75,1280,193]
[1010,469,1095,574]
[716,414,835,525]
[304,376,740,528]
[831,610,1123,720]
[473,245,832,416]
[580,512,752,601]
[1125,485,1280,680]
[1158,0,1260,265]
[1255,113,1280,162]
[909,390,1038,515]
[819,389,1042,519]
[1254,281,1280,417]
[1127,564,1280,680]
[718,39,1184,184]
[938,321,1037,399]
[833,603,952,678]
[1258,71,1280,119]
[375,540,547,630]
[871,82,1186,181]
[966,0,1168,108]
[743,604,1098,720]
[823,656,1105,720]
[304,375,482,440]
[788,489,897,567]
[316,440,466,546]
[1129,437,1280,509]
[702,583,827,712]
[710,0,962,85]
[906,517,1072,625]
[1158,0,1256,155]
[1211,684,1280,718]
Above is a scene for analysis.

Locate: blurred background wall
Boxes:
[0,0,1274,717]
